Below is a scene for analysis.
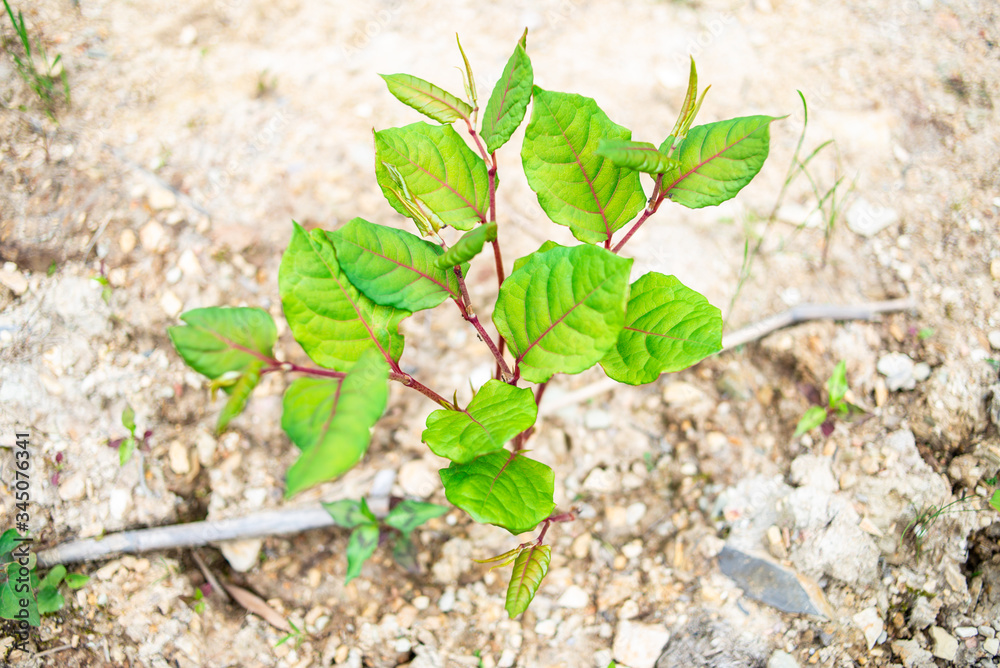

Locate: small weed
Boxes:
[2,0,70,120]
[255,69,278,99]
[0,529,90,625]
[794,361,865,437]
[275,619,308,649]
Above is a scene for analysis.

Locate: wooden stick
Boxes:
[37,299,915,566]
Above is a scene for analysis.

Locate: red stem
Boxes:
[452,265,513,381]
[611,176,666,255]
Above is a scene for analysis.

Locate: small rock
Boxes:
[219,538,263,572]
[534,619,558,636]
[108,489,131,521]
[0,268,28,296]
[119,229,137,254]
[148,185,177,211]
[984,637,1000,655]
[662,381,713,424]
[929,626,958,662]
[853,607,884,649]
[912,362,931,382]
[908,596,938,630]
[178,24,198,46]
[768,650,800,668]
[890,639,934,668]
[58,473,87,501]
[165,267,183,284]
[991,259,1000,281]
[954,626,978,638]
[583,408,612,430]
[497,649,517,668]
[989,331,1000,351]
[571,532,592,559]
[557,585,589,609]
[979,625,995,639]
[168,441,191,474]
[626,502,647,526]
[717,546,833,617]
[398,458,439,498]
[582,467,617,494]
[139,220,167,252]
[178,249,203,278]
[412,596,430,610]
[438,589,456,613]
[160,290,184,318]
[847,197,899,237]
[877,352,916,391]
[613,621,671,668]
[621,540,643,559]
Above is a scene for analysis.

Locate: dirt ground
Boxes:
[2,0,1000,666]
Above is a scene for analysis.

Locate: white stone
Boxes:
[160,290,184,319]
[621,540,643,559]
[583,409,612,430]
[398,458,440,498]
[412,596,430,610]
[0,268,29,295]
[989,331,1000,351]
[178,25,198,46]
[984,637,1000,655]
[582,467,617,493]
[625,502,647,526]
[768,650,800,668]
[929,626,958,662]
[178,249,203,277]
[534,619,558,636]
[497,649,517,668]
[119,229,137,254]
[613,621,671,668]
[219,538,263,572]
[139,220,166,252]
[847,197,899,237]
[438,589,456,613]
[108,489,131,520]
[168,441,191,474]
[913,362,932,382]
[58,473,87,501]
[852,607,884,649]
[557,585,590,609]
[954,626,978,638]
[147,185,177,211]
[877,352,916,391]
[165,267,182,284]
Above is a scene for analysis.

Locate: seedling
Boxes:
[168,32,777,616]
[900,487,1000,559]
[0,529,90,625]
[275,619,307,649]
[1,0,70,120]
[794,361,864,438]
[322,498,448,583]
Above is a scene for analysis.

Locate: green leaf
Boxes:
[667,57,710,143]
[216,360,263,434]
[511,240,561,274]
[0,529,20,559]
[794,406,828,437]
[594,139,679,174]
[283,350,390,497]
[345,524,380,584]
[279,222,409,371]
[990,490,1000,513]
[1,564,38,625]
[379,73,473,124]
[321,499,371,529]
[480,34,533,153]
[375,122,490,232]
[494,244,632,383]
[439,451,555,534]
[333,217,463,311]
[521,87,646,244]
[660,116,777,209]
[168,307,277,380]
[826,361,848,406]
[119,436,136,466]
[121,405,136,433]
[505,544,551,618]
[39,565,65,590]
[435,222,497,269]
[599,272,722,385]
[455,34,477,107]
[64,573,90,589]
[384,500,449,536]
[422,380,537,463]
[36,585,64,614]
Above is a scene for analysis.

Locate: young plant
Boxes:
[1,0,70,120]
[321,498,447,583]
[900,485,1000,560]
[0,529,90,624]
[168,32,777,616]
[794,361,864,438]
